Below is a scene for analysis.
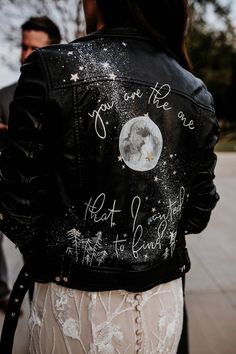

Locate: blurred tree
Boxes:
[189,0,236,126]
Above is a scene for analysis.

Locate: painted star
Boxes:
[145,196,149,201]
[122,42,127,47]
[109,73,117,80]
[79,66,84,71]
[103,47,108,51]
[122,165,126,169]
[158,200,161,204]
[154,176,159,182]
[105,121,109,125]
[118,155,123,162]
[163,161,167,166]
[144,254,149,260]
[102,62,110,69]
[123,233,127,238]
[146,152,153,162]
[170,154,174,158]
[173,171,177,175]
[70,73,79,82]
[152,208,156,213]
[68,51,73,55]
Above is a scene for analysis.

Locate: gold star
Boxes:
[70,73,79,82]
[146,152,153,162]
[152,208,156,213]
[109,73,117,80]
[154,176,159,182]
[118,155,122,162]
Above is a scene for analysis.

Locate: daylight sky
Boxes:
[221,0,236,21]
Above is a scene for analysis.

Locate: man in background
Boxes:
[0,15,61,313]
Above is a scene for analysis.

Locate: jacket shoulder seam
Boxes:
[48,76,215,113]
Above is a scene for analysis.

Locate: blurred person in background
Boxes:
[0,1,219,353]
[0,15,61,313]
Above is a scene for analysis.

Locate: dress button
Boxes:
[135,294,141,301]
[136,317,142,324]
[136,329,143,336]
[55,276,61,282]
[136,339,142,345]
[136,305,142,312]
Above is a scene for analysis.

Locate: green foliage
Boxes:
[188,0,236,126]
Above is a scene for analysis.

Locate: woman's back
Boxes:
[0,2,219,353]
[0,25,218,291]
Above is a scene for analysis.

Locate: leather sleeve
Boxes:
[179,115,220,235]
[0,50,49,246]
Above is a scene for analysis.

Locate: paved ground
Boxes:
[0,152,235,354]
[185,152,236,354]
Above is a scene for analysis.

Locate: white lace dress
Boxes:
[28,278,183,354]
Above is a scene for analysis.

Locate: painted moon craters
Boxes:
[119,116,163,171]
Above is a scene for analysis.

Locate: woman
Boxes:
[0,0,219,353]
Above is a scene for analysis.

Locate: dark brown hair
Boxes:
[96,0,191,70]
[22,16,61,44]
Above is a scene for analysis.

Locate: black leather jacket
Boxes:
[0,27,219,291]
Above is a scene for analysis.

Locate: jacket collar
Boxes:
[72,26,152,44]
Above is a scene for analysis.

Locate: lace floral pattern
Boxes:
[29,304,43,330]
[62,318,80,340]
[29,278,183,354]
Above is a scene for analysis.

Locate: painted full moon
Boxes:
[119,116,163,171]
